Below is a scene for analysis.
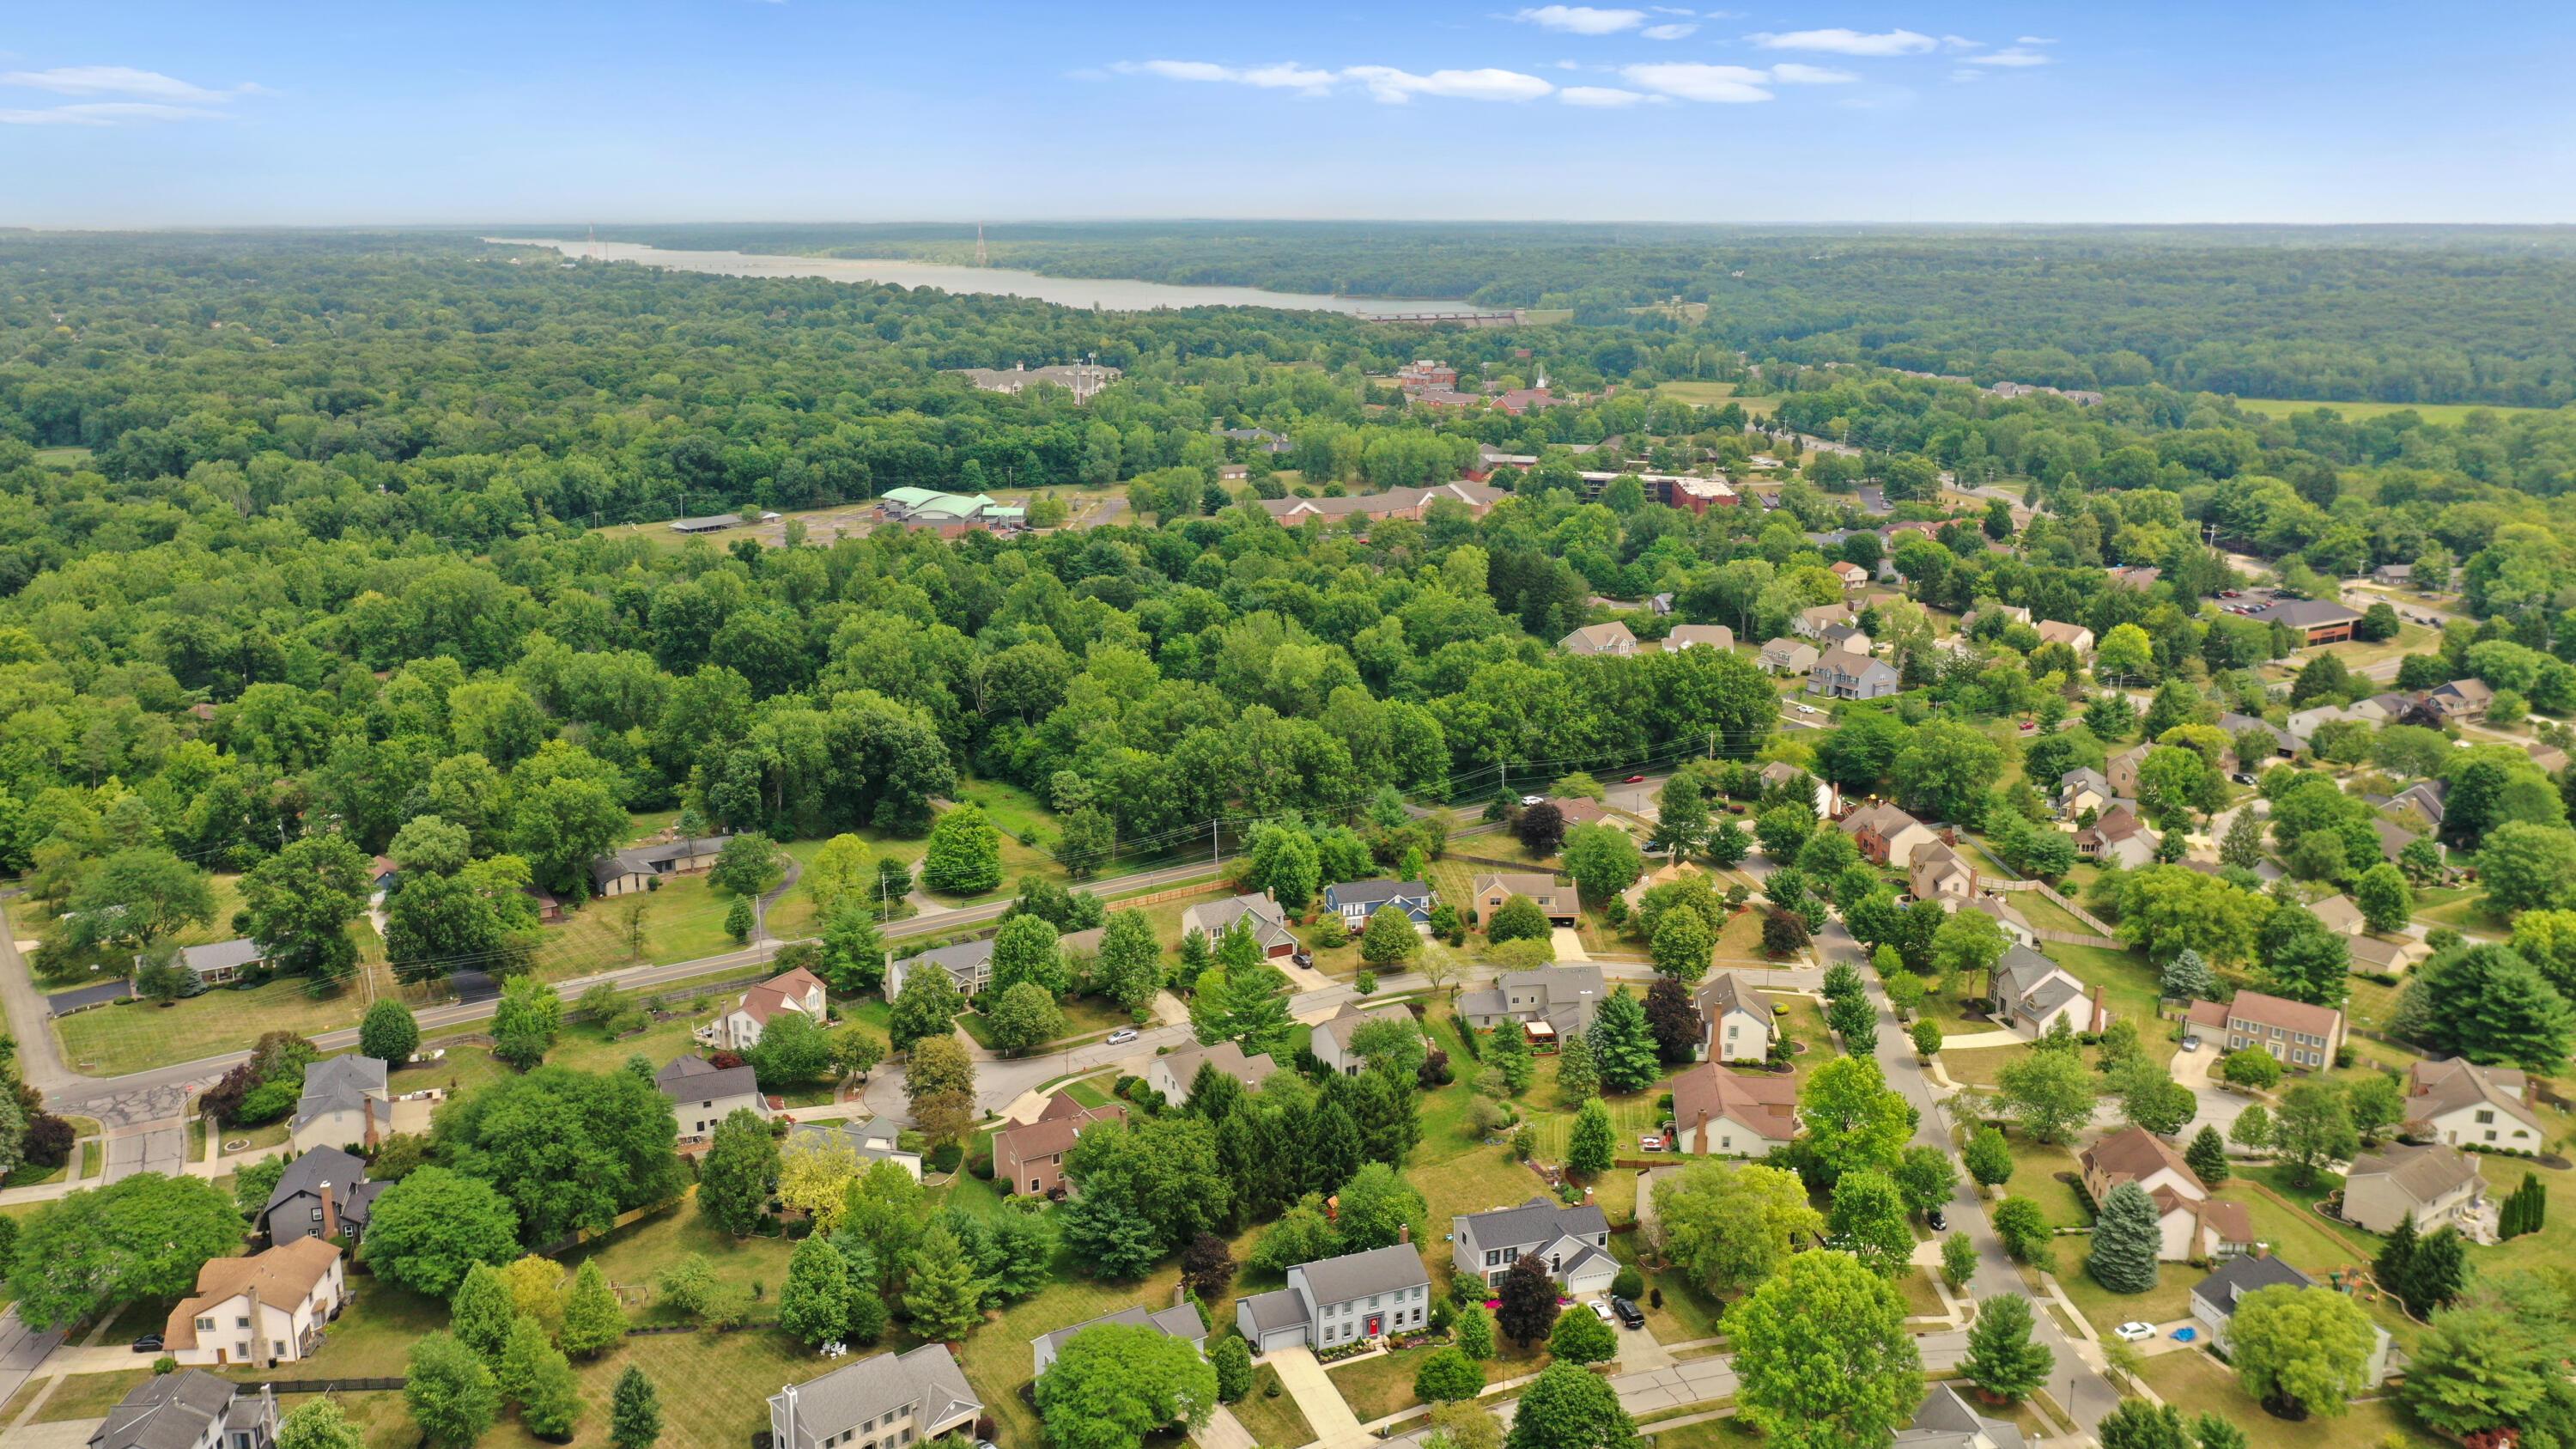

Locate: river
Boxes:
[484,238,1483,316]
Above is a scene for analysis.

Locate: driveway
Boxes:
[1261,1347,1367,1449]
[100,1123,185,1183]
[2171,1040,2252,1146]
[1550,928,1589,962]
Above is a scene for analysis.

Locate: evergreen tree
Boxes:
[1587,987,1661,1093]
[2087,1182,2164,1294]
[610,1366,663,1449]
[404,1332,500,1449]
[497,1314,555,1408]
[2219,811,2266,872]
[2159,948,2218,1002]
[1554,1036,1601,1101]
[448,1263,517,1363]
[1455,1304,1496,1360]
[558,1259,628,1358]
[903,1221,986,1342]
[1212,1335,1255,1402]
[1565,1099,1615,1178]
[2184,1124,2231,1185]
[1959,1293,2054,1402]
[2403,1227,2469,1318]
[782,1233,857,1345]
[1488,1020,1535,1094]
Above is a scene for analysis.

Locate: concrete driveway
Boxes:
[100,1123,185,1183]
[2170,1039,2252,1145]
[1262,1347,1367,1449]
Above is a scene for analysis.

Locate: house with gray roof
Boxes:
[769,1344,982,1449]
[2191,1254,2391,1385]
[90,1371,277,1449]
[885,937,999,1001]
[2405,1057,2543,1151]
[590,833,732,897]
[1030,1303,1206,1376]
[1451,1197,1615,1294]
[258,1145,385,1247]
[2344,1142,2491,1239]
[289,1055,440,1154]
[656,1054,772,1143]
[1696,971,1772,1062]
[1807,647,1899,700]
[1457,965,1607,1048]
[161,937,265,989]
[786,1117,921,1180]
[1893,1384,2024,1449]
[1988,946,2104,1040]
[1234,1243,1433,1355]
[1758,637,1821,675]
[1178,893,1301,959]
[1324,879,1436,932]
[1312,1002,1420,1078]
[1145,1041,1278,1105]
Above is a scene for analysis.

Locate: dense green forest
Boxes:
[8,229,2576,1000]
[580,221,2576,407]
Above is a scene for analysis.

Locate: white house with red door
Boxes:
[1233,1242,1431,1355]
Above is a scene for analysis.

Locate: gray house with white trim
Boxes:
[1234,1243,1432,1355]
[1450,1197,1615,1294]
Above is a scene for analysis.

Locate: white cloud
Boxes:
[1560,85,1656,106]
[1768,63,1856,83]
[1642,22,1698,39]
[1511,6,1645,34]
[1745,27,1936,55]
[0,100,227,125]
[1343,65,1555,102]
[1940,35,1983,50]
[1112,59,1336,93]
[0,65,242,101]
[1649,5,1696,12]
[1961,47,2052,66]
[1947,68,1984,82]
[2015,35,2058,45]
[1619,61,1774,102]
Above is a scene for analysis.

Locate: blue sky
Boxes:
[5,2,2572,226]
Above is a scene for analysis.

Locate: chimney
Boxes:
[1399,1222,1411,1244]
[1698,1107,1710,1154]
[780,1384,799,1449]
[319,1181,339,1240]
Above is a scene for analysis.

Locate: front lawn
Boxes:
[1998,1135,2089,1228]
[2050,1239,2198,1340]
[1327,1345,1439,1422]
[2139,1346,2438,1449]
[1231,1363,1318,1449]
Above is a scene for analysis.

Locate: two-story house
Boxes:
[1323,879,1436,933]
[2034,620,2094,657]
[1558,622,1639,657]
[1145,1042,1278,1105]
[884,939,999,1002]
[786,1117,922,1179]
[1468,873,1581,928]
[1908,841,1977,903]
[714,964,831,1050]
[165,1239,345,1368]
[288,1056,441,1155]
[1029,1303,1206,1378]
[2404,1057,2544,1150]
[1235,1243,1433,1355]
[94,1373,280,1449]
[1310,1002,1420,1077]
[1838,801,1937,868]
[2191,1256,2391,1387]
[2343,1142,2491,1238]
[1696,972,1773,1062]
[2078,1126,2251,1261]
[656,1055,775,1143]
[2183,990,2344,1069]
[1987,947,2106,1041]
[1178,893,1302,959]
[992,1092,1124,1198]
[1458,965,1607,1049]
[768,1344,981,1449]
[1668,1062,1800,1157]
[1807,648,1900,700]
[2105,744,2153,801]
[2057,768,2113,819]
[257,1146,384,1248]
[1758,637,1821,676]
[1450,1198,1614,1294]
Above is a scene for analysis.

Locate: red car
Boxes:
[1623,774,1647,783]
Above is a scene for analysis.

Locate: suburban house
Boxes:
[2247,598,2365,646]
[2286,703,2360,745]
[2372,563,2414,587]
[589,832,732,897]
[165,1238,344,1368]
[1311,1002,1420,1077]
[1458,965,1608,1048]
[1178,893,1302,959]
[2427,678,2494,723]
[156,938,266,989]
[1029,1303,1206,1377]
[2107,566,2162,592]
[1908,841,1978,903]
[656,1055,774,1143]
[714,964,831,1050]
[2342,1143,2492,1238]
[1235,1243,1433,1355]
[1145,1041,1279,1105]
[2184,991,2345,1069]
[2371,815,2426,867]
[2354,691,2418,725]
[1324,879,1437,932]
[2310,894,2366,935]
[2079,1126,2251,1262]
[1840,801,1938,868]
[1668,1062,1801,1157]
[1988,946,2107,1040]
[2192,1254,2392,1387]
[1794,603,1856,640]
[1468,873,1581,928]
[884,939,999,1001]
[1760,760,1838,817]
[768,1344,982,1449]
[1758,637,1821,675]
[1622,860,1706,915]
[1259,482,1510,528]
[2391,780,2449,831]
[92,1373,280,1449]
[786,1117,922,1179]
[2532,740,2573,776]
[993,1092,1124,1198]
[2217,711,2300,759]
[1964,894,2037,948]
[1659,624,1735,652]
[1697,972,1774,1062]
[2057,768,2113,818]
[2075,804,2156,869]
[1820,624,1874,655]
[2404,1057,2545,1149]
[2348,932,2433,976]
[1893,1383,2025,1449]
[2034,620,2095,656]
[258,1147,384,1248]
[1830,560,1871,592]
[1808,648,1900,700]
[1559,622,1639,657]
[1450,1198,1614,1294]
[289,1056,440,1154]
[2105,744,2154,800]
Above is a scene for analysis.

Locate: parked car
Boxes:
[1291,950,1315,969]
[1623,774,1647,784]
[1795,703,1821,716]
[1520,795,1546,807]
[2115,1321,2158,1342]
[1610,1297,1646,1330]
[1589,1300,1616,1323]
[131,1334,163,1354]
[1926,1208,1947,1231]
[1104,1028,1139,1046]
[2179,1036,2201,1052]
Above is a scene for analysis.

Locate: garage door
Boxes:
[1258,1324,1309,1354]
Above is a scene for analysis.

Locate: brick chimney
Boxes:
[1697,1107,1710,1155]
[1399,1222,1412,1244]
[319,1180,339,1240]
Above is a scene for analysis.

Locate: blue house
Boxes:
[1323,879,1436,932]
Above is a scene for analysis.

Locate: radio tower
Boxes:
[587,222,602,262]
[975,223,988,268]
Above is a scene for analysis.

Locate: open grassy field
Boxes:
[33,444,94,466]
[2229,397,2561,428]
[1651,381,1781,417]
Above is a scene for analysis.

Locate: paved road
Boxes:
[0,1308,68,1427]
[41,981,130,1016]
[99,1123,187,1184]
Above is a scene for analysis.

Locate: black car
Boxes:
[1926,1208,1948,1232]
[131,1334,163,1354]
[1609,1296,1646,1330]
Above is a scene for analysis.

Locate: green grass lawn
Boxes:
[1327,1345,1440,1422]
[1231,1363,1318,1449]
[2139,1346,2438,1449]
[2228,397,2558,428]
[25,1367,155,1422]
[1999,1136,2089,1228]
[57,968,420,1075]
[2050,1237,2197,1339]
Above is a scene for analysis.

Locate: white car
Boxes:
[2114,1321,2158,1342]
[1104,1028,1139,1046]
[1589,1301,1616,1323]
[1794,703,1821,716]
[1521,795,1546,807]
[2178,1036,2200,1053]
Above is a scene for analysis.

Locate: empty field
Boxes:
[2229,397,2561,427]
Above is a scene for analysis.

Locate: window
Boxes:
[2477,1110,2495,1124]
[197,1317,216,1332]
[237,1316,251,1329]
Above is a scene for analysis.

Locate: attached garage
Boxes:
[1236,1288,1311,1355]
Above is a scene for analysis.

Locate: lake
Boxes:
[484,237,1480,316]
